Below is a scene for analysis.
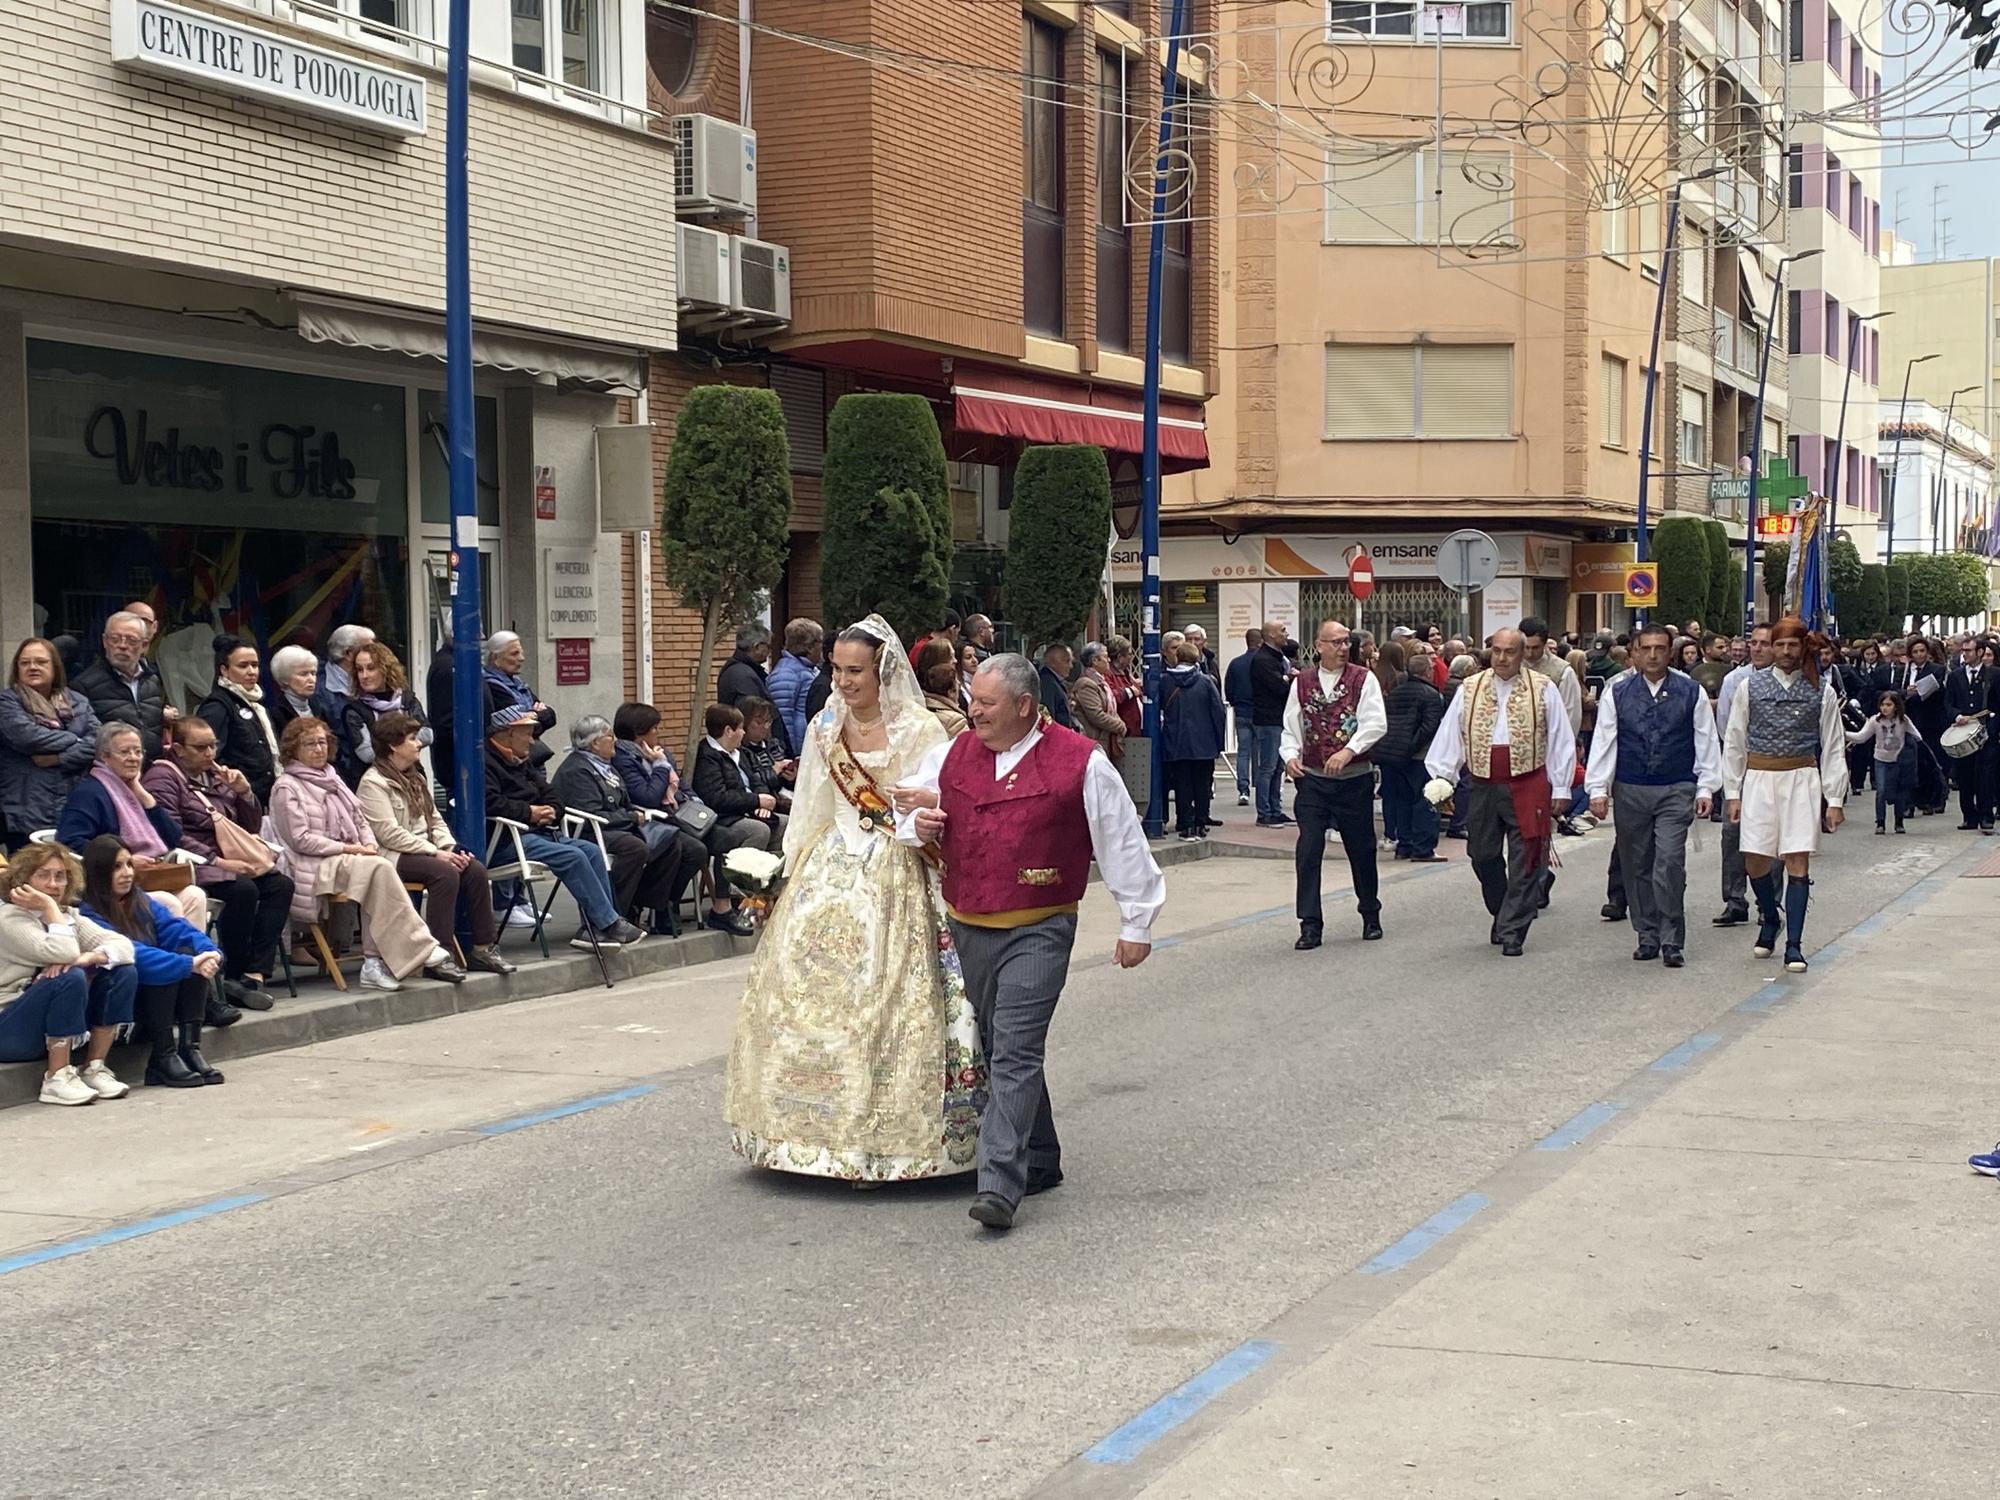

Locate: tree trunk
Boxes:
[686,594,723,769]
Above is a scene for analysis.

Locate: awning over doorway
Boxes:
[292,292,647,394]
[951,366,1210,470]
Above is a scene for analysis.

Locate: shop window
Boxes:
[27,341,412,675]
[1021,15,1066,338]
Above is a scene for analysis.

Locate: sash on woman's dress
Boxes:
[824,735,938,865]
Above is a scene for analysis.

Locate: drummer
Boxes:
[1721,617,1848,973]
[1944,635,1997,834]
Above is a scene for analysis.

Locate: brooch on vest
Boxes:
[1018,867,1062,887]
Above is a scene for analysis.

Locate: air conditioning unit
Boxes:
[731,236,792,324]
[671,113,756,218]
[677,222,733,311]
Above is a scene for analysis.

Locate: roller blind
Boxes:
[1419,345,1511,437]
[1324,344,1418,437]
[1601,355,1627,446]
[1324,145,1419,244]
[1437,147,1513,247]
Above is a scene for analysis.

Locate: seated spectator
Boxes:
[609,702,752,935]
[268,715,466,992]
[484,705,646,950]
[80,835,226,1087]
[72,611,176,762]
[766,618,823,755]
[482,632,556,765]
[0,841,137,1104]
[321,623,375,700]
[0,637,101,851]
[553,715,697,934]
[340,641,429,787]
[196,634,282,806]
[1159,641,1226,839]
[916,639,968,737]
[696,704,788,856]
[356,713,515,975]
[1068,643,1126,762]
[57,723,207,931]
[142,717,294,1008]
[268,644,337,743]
[737,696,796,805]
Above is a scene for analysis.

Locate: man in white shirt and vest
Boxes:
[1424,628,1576,956]
[1710,622,1774,926]
[899,654,1165,1233]
[1585,623,1722,968]
[1281,619,1388,949]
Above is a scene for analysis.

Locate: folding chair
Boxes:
[560,810,618,989]
[484,817,557,962]
[632,808,682,936]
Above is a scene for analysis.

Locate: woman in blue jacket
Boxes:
[80,835,225,1089]
[1159,642,1228,839]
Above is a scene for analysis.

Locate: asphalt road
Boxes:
[0,815,1969,1499]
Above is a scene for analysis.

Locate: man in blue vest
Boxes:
[1585,622,1721,968]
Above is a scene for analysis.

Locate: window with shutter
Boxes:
[1437,147,1513,247]
[1324,143,1510,245]
[1419,345,1511,437]
[1601,355,1627,447]
[768,365,826,475]
[1681,222,1707,304]
[1600,181,1628,260]
[1324,145,1420,243]
[1324,345,1417,437]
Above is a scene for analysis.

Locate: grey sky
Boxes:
[1877,20,2000,260]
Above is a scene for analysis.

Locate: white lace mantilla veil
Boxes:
[779,613,946,875]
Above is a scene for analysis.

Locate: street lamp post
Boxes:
[1930,384,1979,553]
[1827,309,1891,538]
[1635,164,1726,625]
[1885,353,1939,565]
[444,0,485,850]
[1744,248,1821,635]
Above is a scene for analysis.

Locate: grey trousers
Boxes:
[1611,782,1696,948]
[949,913,1077,1206]
[1464,778,1546,942]
[1719,818,1745,909]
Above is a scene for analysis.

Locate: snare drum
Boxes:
[1941,719,1989,759]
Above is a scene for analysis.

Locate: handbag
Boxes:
[136,862,193,895]
[193,785,277,876]
[670,797,717,839]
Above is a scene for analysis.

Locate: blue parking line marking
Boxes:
[0,1194,268,1278]
[1737,983,1791,1014]
[1536,1101,1623,1151]
[1649,1032,1723,1072]
[1359,1192,1489,1275]
[1230,905,1294,926]
[1082,1339,1281,1465]
[477,1083,657,1135]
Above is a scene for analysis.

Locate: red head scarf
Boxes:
[1771,617,1829,688]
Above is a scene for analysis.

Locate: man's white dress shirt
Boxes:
[1423,672,1577,797]
[1277,665,1387,770]
[1584,668,1722,799]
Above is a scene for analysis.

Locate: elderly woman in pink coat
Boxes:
[266,716,465,992]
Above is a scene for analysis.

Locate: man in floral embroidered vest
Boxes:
[1423,628,1576,957]
[1280,619,1387,949]
[898,654,1165,1233]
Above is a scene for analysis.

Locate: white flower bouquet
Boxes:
[722,846,784,897]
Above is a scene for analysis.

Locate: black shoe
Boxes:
[423,958,468,985]
[1361,920,1383,941]
[1784,945,1808,973]
[223,979,274,1012]
[144,1045,203,1088]
[1294,924,1322,951]
[1025,1168,1065,1197]
[704,910,755,937]
[1712,906,1749,927]
[969,1192,1016,1231]
[1500,939,1524,957]
[1984,826,1995,836]
[1633,941,1660,961]
[1255,817,1283,828]
[177,1023,223,1085]
[204,992,243,1027]
[1272,813,1295,825]
[1662,947,1685,969]
[466,944,518,975]
[1490,921,1502,946]
[1600,903,1627,922]
[1895,823,1907,834]
[1958,822,1979,830]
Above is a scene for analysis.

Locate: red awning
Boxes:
[951,366,1210,470]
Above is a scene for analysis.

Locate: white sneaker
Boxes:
[39,1065,97,1106]
[79,1060,130,1100]
[359,957,402,991]
[426,945,452,968]
[505,905,540,929]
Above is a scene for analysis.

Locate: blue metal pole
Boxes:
[445,0,485,851]
[1140,0,1188,842]
[1633,185,1684,627]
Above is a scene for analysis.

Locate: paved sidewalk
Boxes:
[1039,844,2000,1499]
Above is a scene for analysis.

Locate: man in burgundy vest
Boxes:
[899,653,1164,1232]
[1281,619,1388,948]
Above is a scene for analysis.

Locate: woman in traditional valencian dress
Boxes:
[725,617,986,1180]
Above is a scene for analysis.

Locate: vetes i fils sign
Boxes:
[109,0,428,137]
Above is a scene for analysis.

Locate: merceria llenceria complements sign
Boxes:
[110,0,427,137]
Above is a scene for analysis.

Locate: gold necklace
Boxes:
[849,710,885,731]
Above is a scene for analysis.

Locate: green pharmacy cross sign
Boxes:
[1757,455,1810,516]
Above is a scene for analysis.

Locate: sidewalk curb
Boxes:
[0,835,1227,1114]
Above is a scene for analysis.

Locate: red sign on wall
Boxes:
[555,638,591,686]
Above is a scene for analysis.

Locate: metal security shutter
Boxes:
[1325,344,1417,438]
[1418,345,1510,437]
[1436,147,1512,248]
[768,365,826,474]
[1324,145,1419,244]
[1601,354,1626,446]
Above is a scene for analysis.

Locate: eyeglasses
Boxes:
[296,737,331,749]
[184,741,217,754]
[103,633,144,649]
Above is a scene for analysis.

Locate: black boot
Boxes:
[1749,871,1782,958]
[145,1035,203,1088]
[1782,877,1811,973]
[205,990,244,1028]
[178,1022,224,1085]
